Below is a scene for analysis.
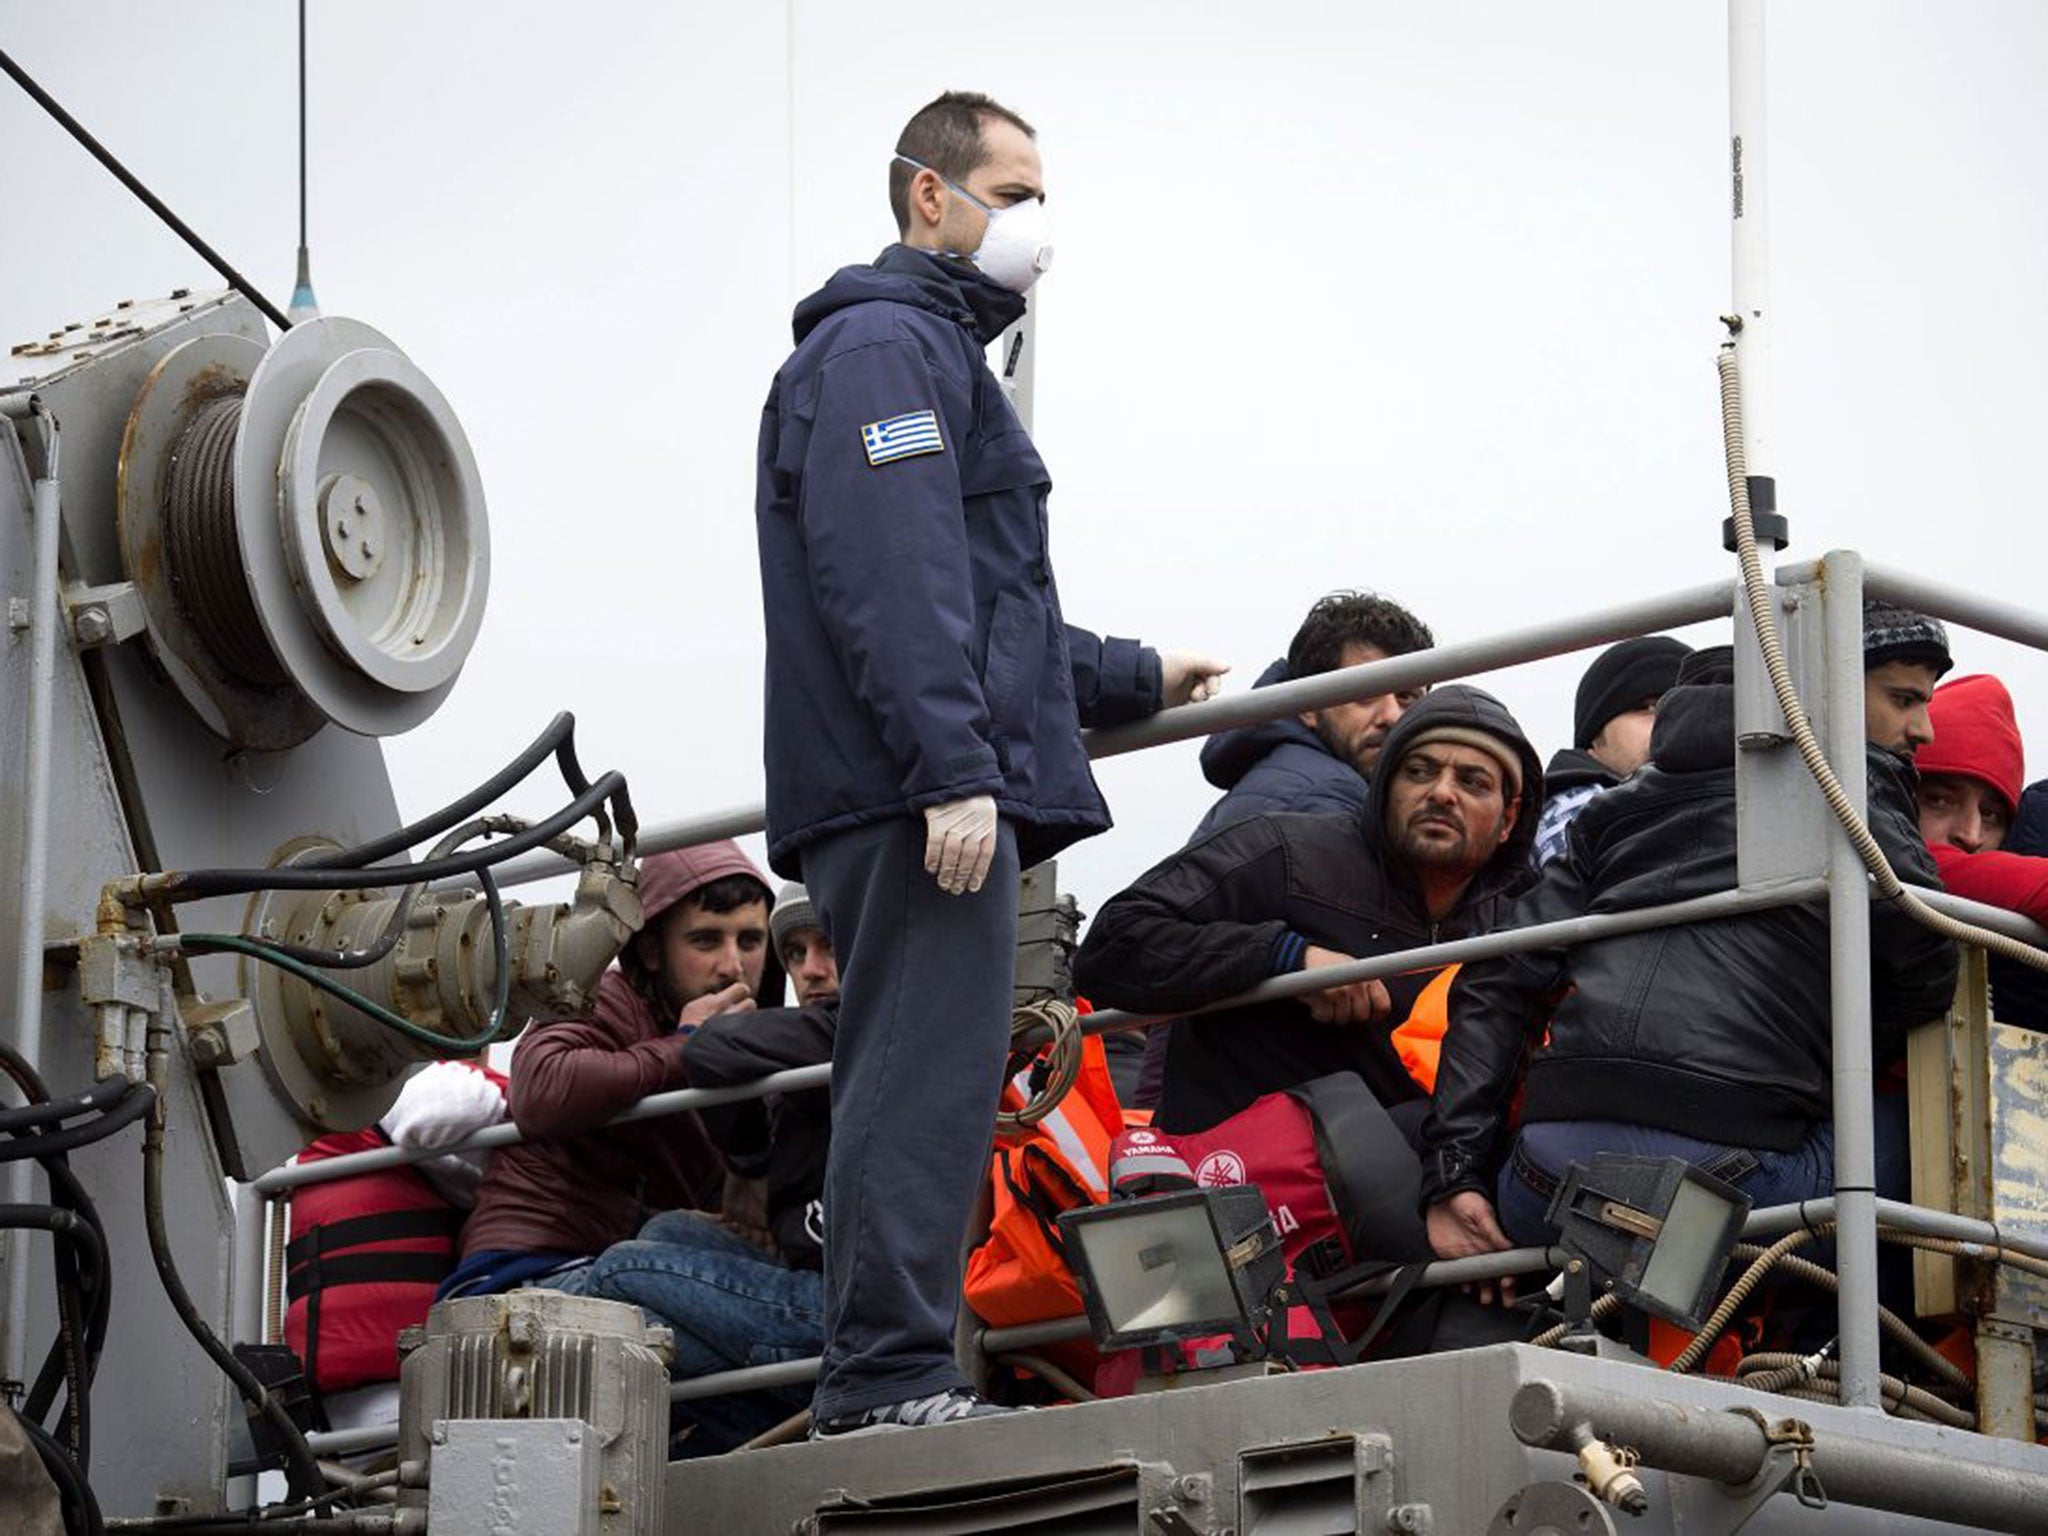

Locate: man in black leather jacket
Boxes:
[1077,685,1543,1134]
[1420,646,1959,1258]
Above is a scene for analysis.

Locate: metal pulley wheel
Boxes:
[119,316,488,747]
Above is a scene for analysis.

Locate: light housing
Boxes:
[1057,1185,1285,1352]
[1546,1153,1751,1331]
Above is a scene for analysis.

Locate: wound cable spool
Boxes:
[997,997,1083,1134]
[161,394,289,687]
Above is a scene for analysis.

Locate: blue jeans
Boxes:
[1496,1099,1913,1251]
[579,1211,823,1454]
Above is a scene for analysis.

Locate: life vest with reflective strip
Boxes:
[283,1129,463,1395]
[963,1009,1123,1362]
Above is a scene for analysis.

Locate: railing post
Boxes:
[1822,549,1882,1409]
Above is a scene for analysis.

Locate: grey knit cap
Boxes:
[1862,599,1953,678]
[768,881,820,954]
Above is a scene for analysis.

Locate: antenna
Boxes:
[288,0,320,323]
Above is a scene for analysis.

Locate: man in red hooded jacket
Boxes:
[1916,675,2048,926]
[442,841,778,1297]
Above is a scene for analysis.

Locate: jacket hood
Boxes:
[638,841,773,929]
[1648,684,1735,774]
[1543,747,1619,796]
[792,244,1027,348]
[1921,673,2025,816]
[1198,658,1331,790]
[1365,684,1544,874]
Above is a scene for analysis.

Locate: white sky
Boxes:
[4,1,2045,922]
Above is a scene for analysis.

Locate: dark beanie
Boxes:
[1674,644,1735,687]
[1574,636,1695,748]
[1862,599,1953,677]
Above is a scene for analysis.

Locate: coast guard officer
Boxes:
[753,90,1225,1433]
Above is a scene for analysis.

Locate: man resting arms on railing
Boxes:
[1076,685,1544,1136]
[578,882,840,1455]
[439,843,779,1299]
[1421,629,1960,1263]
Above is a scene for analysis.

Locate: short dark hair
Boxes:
[684,874,773,917]
[1285,591,1435,680]
[889,91,1037,237]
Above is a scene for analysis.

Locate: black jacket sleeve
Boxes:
[1866,748,1961,1045]
[1073,819,1295,1015]
[681,1004,837,1176]
[1417,853,1582,1209]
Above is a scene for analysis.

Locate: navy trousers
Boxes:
[799,816,1019,1420]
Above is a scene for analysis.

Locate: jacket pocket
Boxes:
[960,428,1050,496]
[981,588,1042,764]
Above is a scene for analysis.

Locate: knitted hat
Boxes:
[1398,724,1523,801]
[1862,599,1953,678]
[1573,636,1694,747]
[1919,674,2024,817]
[1674,644,1736,687]
[769,881,820,954]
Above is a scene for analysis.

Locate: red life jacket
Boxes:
[283,1128,464,1395]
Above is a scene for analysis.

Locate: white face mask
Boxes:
[895,154,1053,294]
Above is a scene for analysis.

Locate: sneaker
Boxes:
[810,1388,1019,1438]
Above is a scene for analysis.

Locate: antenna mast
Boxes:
[288,0,320,322]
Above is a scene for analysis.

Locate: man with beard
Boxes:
[443,842,778,1298]
[1191,590,1435,841]
[1077,686,1542,1134]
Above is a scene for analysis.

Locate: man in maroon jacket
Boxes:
[441,841,777,1297]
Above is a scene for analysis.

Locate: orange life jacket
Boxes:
[963,1016,1124,1368]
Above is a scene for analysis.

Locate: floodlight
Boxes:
[1546,1154,1751,1331]
[1057,1185,1285,1352]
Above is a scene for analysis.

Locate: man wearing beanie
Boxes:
[1917,674,2048,926]
[1532,636,1692,867]
[1863,598,1953,757]
[1077,685,1543,1133]
[769,880,840,1008]
[1423,640,1957,1262]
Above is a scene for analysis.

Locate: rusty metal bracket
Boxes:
[1713,1410,1827,1534]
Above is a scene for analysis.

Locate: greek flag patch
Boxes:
[860,409,944,467]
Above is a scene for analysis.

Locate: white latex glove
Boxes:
[923,795,999,896]
[380,1061,508,1150]
[1161,651,1231,707]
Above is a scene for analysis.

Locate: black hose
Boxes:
[20,1406,105,1536]
[139,1062,329,1508]
[0,1205,110,1299]
[0,1082,155,1162]
[157,770,625,901]
[301,712,576,871]
[0,1074,133,1136]
[246,815,507,970]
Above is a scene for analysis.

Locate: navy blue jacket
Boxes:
[755,246,1162,878]
[1190,658,1370,841]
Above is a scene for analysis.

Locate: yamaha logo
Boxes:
[1194,1150,1247,1187]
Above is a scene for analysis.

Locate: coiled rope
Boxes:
[995,997,1083,1135]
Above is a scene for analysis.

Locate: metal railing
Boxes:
[266,554,2048,1459]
